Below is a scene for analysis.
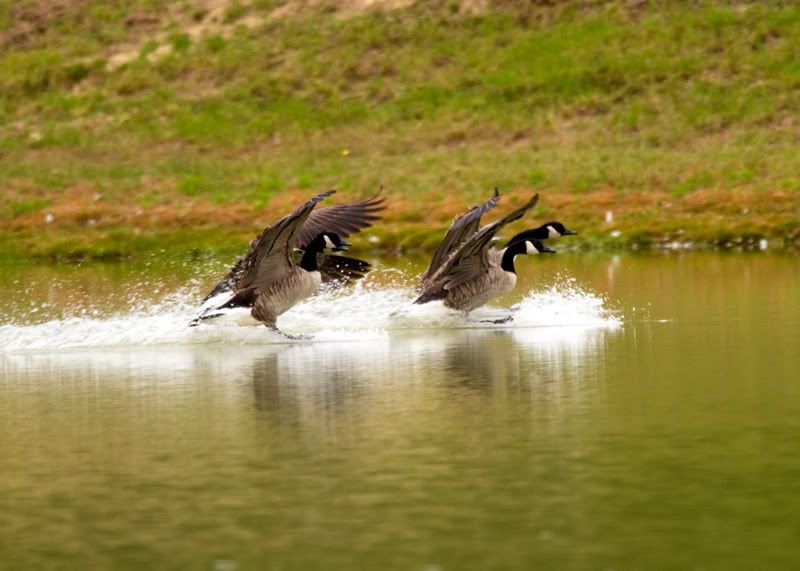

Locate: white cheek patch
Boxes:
[547,225,558,238]
[525,241,539,255]
[324,235,336,250]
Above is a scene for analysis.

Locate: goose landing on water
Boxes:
[190,190,385,338]
[415,190,575,322]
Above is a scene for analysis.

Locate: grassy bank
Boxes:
[1,1,799,260]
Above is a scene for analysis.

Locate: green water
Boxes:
[1,252,799,570]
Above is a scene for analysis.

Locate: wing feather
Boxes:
[296,192,386,249]
[420,188,500,286]
[201,190,381,300]
[236,190,334,291]
[318,254,372,284]
[423,194,539,296]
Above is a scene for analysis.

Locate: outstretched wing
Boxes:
[318,254,371,284]
[429,194,539,293]
[236,190,335,292]
[420,189,500,287]
[202,191,385,301]
[296,192,386,249]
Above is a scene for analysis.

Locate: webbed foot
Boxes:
[265,324,313,341]
[284,333,314,341]
[188,311,225,326]
[479,315,514,325]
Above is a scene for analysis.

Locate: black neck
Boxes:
[500,242,527,273]
[300,237,325,272]
[505,226,547,248]
[528,225,550,239]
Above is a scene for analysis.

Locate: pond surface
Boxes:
[1,252,799,570]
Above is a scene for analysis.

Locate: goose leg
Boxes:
[255,301,313,341]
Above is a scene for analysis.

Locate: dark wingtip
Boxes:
[314,189,336,203]
[481,188,501,213]
[363,188,388,211]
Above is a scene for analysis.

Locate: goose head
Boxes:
[512,222,577,242]
[544,222,577,238]
[310,232,351,253]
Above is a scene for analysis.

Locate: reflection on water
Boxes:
[1,252,799,569]
[2,323,613,422]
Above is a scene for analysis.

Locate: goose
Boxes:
[415,192,554,315]
[191,190,383,336]
[417,190,574,289]
[201,191,385,304]
[504,221,577,246]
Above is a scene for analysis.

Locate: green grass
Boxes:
[9,198,49,217]
[0,1,799,258]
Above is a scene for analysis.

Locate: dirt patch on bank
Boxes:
[4,184,798,259]
[0,0,90,50]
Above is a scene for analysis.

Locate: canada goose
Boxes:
[201,191,385,303]
[415,193,554,314]
[504,221,577,246]
[191,190,382,336]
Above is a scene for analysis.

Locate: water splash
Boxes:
[0,278,620,352]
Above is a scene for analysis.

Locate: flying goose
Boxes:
[415,193,553,314]
[191,190,382,336]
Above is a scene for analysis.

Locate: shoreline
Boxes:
[2,187,798,261]
[2,224,798,263]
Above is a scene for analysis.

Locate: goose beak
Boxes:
[563,229,577,236]
[335,240,351,252]
[542,245,556,254]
